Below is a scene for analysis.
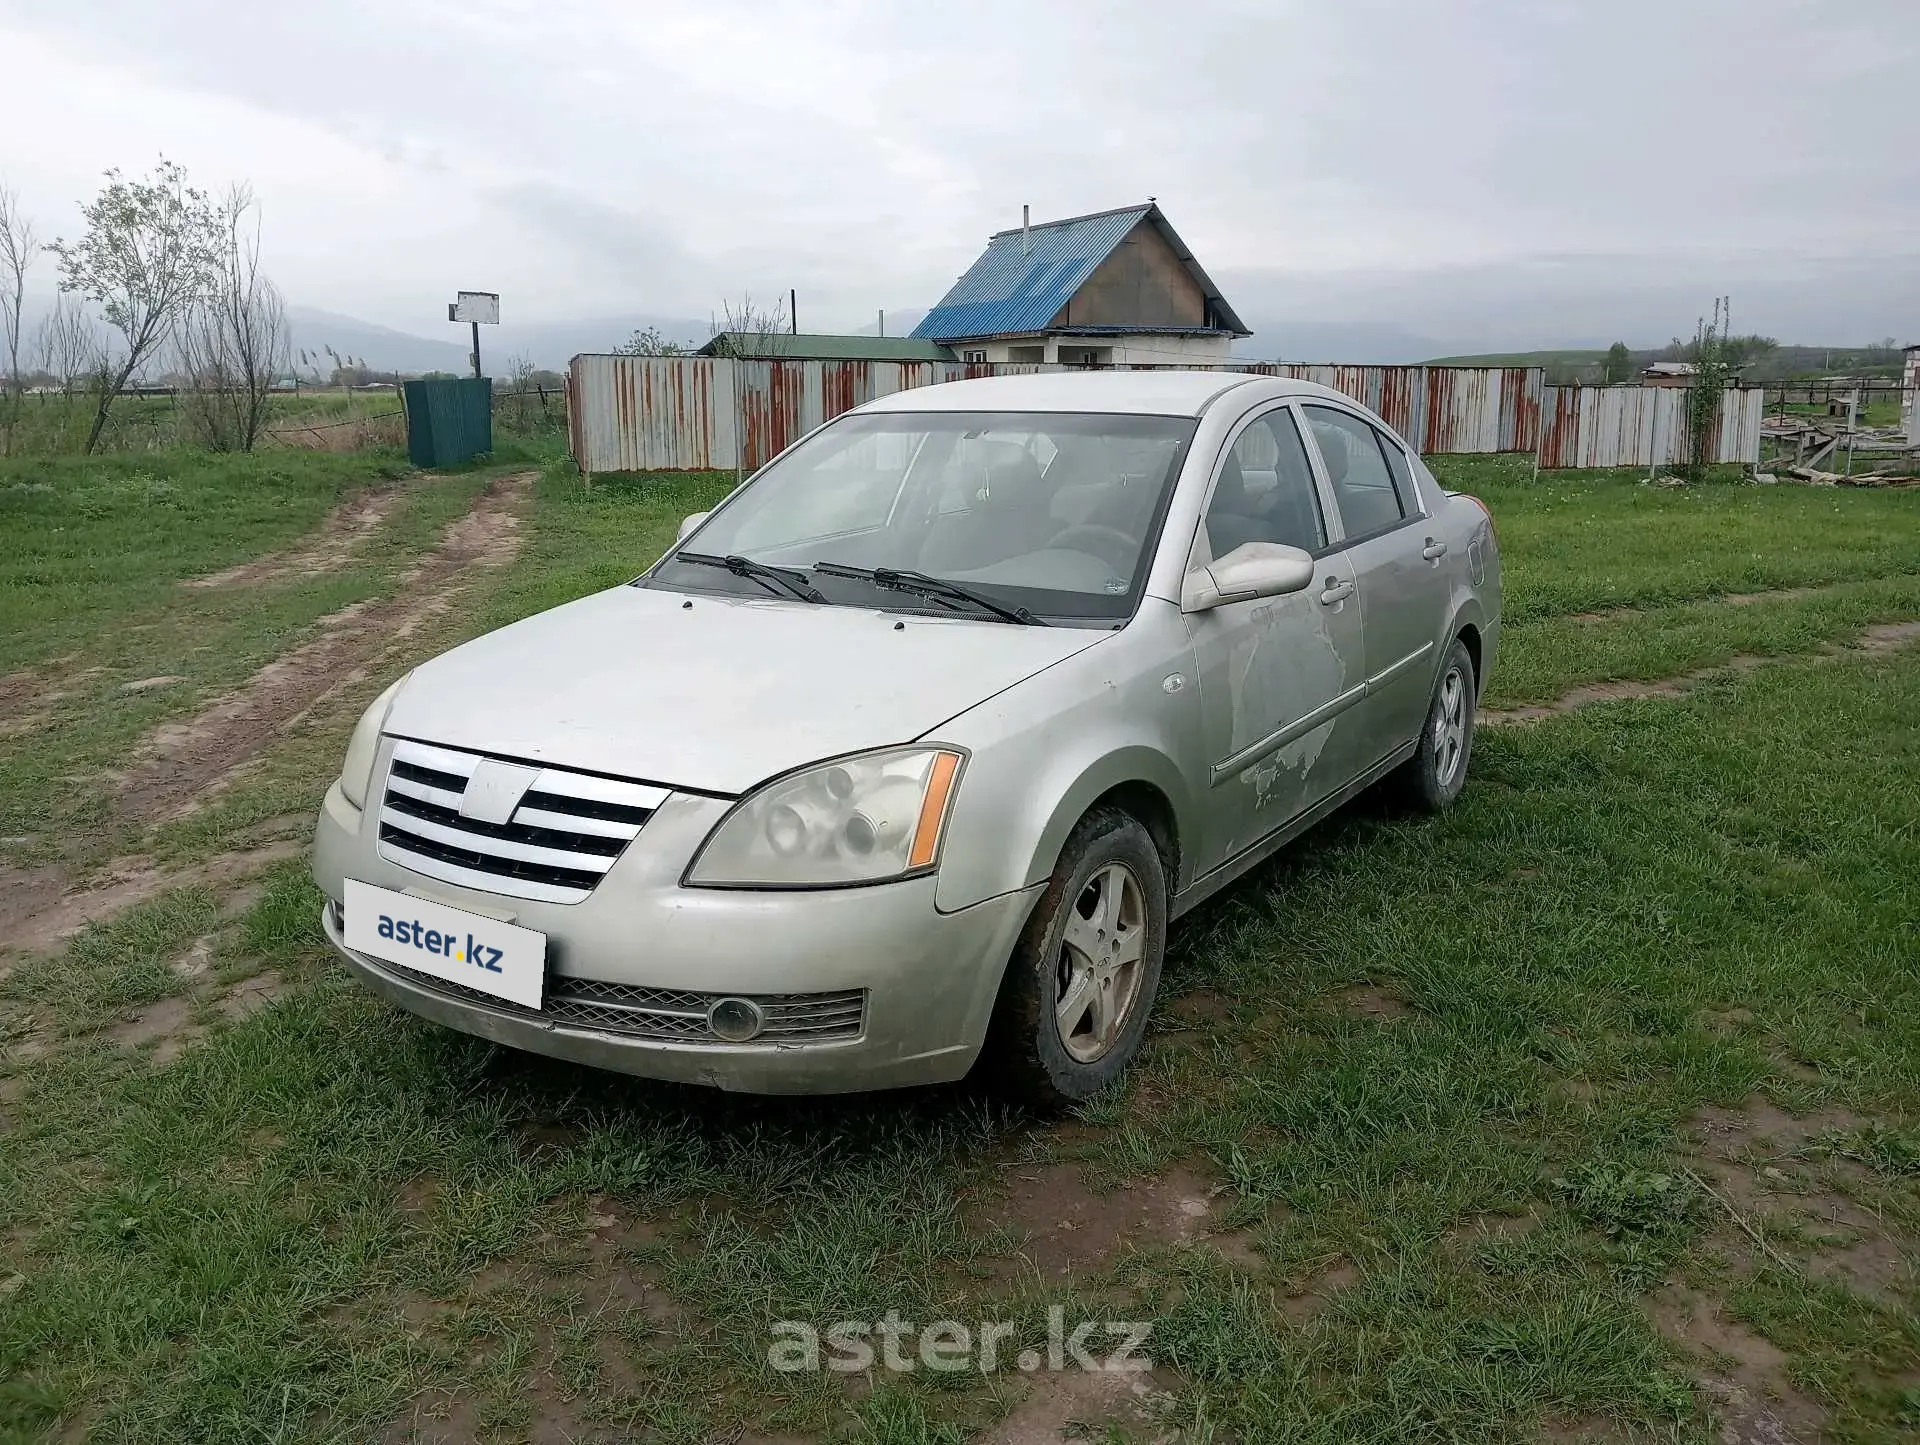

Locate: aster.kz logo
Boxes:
[374,911,505,976]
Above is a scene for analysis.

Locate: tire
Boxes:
[1388,637,1477,812]
[982,807,1168,1109]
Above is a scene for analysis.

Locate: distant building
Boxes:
[1642,361,1697,386]
[912,201,1250,367]
[1643,359,1749,387]
[693,332,954,362]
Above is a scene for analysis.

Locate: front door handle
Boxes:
[1421,538,1448,562]
[1319,578,1355,607]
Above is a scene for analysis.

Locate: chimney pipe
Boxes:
[878,309,885,337]
[790,288,797,334]
[1022,204,1030,256]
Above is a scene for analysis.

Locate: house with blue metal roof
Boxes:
[911,201,1250,368]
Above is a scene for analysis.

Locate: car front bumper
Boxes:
[312,775,1040,1094]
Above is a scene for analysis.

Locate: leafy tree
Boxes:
[51,158,226,453]
[616,326,685,356]
[1603,341,1632,385]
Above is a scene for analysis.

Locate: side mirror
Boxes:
[677,511,711,542]
[1182,542,1315,612]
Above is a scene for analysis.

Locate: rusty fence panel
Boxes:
[735,359,979,471]
[573,358,1774,477]
[568,355,736,474]
[1537,385,1764,469]
[1242,364,1540,454]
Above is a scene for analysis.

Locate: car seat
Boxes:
[920,442,1060,572]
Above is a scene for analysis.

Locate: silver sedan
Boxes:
[313,371,1501,1103]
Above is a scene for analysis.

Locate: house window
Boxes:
[1007,345,1044,364]
[963,349,988,364]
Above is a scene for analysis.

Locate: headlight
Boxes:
[687,747,964,888]
[340,676,407,809]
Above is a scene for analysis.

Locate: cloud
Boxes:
[0,0,1913,344]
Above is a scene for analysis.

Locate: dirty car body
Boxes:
[313,372,1501,1096]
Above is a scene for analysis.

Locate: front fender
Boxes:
[929,603,1203,913]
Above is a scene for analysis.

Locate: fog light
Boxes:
[707,996,765,1042]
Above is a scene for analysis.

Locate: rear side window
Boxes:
[1303,405,1411,539]
[1378,437,1420,514]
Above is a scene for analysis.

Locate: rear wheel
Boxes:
[1389,637,1477,812]
[983,808,1167,1108]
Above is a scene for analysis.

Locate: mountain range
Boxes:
[288,307,712,375]
[289,305,1486,373]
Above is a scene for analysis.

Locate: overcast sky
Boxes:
[2,0,1915,351]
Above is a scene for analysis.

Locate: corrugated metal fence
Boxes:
[1241,364,1541,456]
[567,355,1761,477]
[1537,385,1766,470]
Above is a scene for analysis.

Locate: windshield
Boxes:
[645,411,1197,623]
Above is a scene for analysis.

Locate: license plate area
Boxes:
[343,878,547,1008]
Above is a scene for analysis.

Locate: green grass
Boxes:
[2,457,1918,1443]
[0,449,411,671]
[0,454,496,861]
[471,465,735,632]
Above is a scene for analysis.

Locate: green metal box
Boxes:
[404,377,493,468]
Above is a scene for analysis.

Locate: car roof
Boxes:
[855,369,1269,418]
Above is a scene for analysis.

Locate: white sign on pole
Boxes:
[452,291,500,325]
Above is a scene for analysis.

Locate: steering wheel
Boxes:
[1048,523,1137,573]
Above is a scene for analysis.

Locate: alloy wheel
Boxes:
[1432,664,1469,788]
[1053,861,1147,1064]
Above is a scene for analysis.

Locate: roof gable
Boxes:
[913,203,1249,343]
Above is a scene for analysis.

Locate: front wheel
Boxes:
[982,808,1167,1108]
[1388,637,1477,812]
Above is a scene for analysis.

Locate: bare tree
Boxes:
[25,296,106,451]
[0,180,40,455]
[36,295,104,392]
[50,157,224,453]
[706,293,791,358]
[178,184,289,452]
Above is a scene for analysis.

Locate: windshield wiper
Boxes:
[811,562,1045,625]
[674,551,825,603]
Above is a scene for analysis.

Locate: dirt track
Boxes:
[183,482,410,589]
[0,471,536,960]
[1479,619,1920,725]
[116,470,535,824]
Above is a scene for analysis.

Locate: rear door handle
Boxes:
[1319,578,1355,606]
[1421,539,1448,562]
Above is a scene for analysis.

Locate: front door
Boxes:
[1183,405,1369,870]
[1300,403,1452,770]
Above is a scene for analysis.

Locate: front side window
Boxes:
[649,411,1196,623]
[1198,407,1327,565]
[1302,405,1409,539]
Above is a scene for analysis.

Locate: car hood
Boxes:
[384,584,1108,795]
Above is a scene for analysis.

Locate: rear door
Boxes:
[1183,404,1368,869]
[1299,404,1450,770]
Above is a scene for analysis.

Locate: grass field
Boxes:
[1,451,1917,1444]
[1,387,563,458]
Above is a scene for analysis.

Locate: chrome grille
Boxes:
[377,739,666,903]
[364,947,865,1045]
